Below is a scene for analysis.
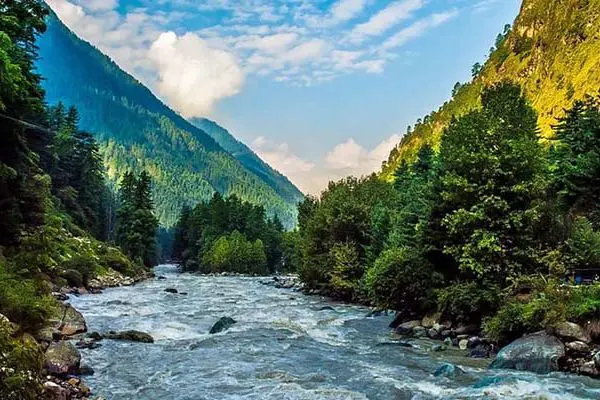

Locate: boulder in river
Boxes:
[105,330,154,343]
[433,363,466,378]
[490,331,565,374]
[209,317,237,334]
[394,320,421,335]
[44,341,81,375]
[164,287,178,294]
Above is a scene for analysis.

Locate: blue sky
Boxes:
[47,0,521,194]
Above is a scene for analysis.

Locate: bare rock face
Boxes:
[44,341,81,375]
[104,330,154,343]
[60,303,87,336]
[490,331,565,374]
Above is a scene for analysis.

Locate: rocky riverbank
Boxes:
[36,267,154,400]
[259,275,600,380]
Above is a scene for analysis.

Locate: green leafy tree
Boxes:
[436,82,546,283]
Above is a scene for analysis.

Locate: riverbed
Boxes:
[69,265,600,399]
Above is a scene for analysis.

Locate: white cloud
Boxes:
[349,0,424,43]
[252,134,402,194]
[381,10,459,51]
[148,32,244,117]
[330,0,370,23]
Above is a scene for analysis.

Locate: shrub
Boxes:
[483,277,569,342]
[0,263,56,332]
[98,246,138,276]
[62,255,99,287]
[566,217,600,269]
[436,281,501,325]
[365,247,440,316]
[0,319,44,400]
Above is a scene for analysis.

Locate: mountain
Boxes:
[381,0,600,180]
[35,12,303,228]
[190,118,303,209]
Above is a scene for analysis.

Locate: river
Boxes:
[69,265,600,399]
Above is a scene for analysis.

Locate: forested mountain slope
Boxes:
[191,118,304,209]
[35,13,302,227]
[382,0,600,179]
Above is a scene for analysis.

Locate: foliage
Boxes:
[116,171,159,267]
[365,247,440,315]
[436,282,501,325]
[173,193,285,274]
[436,83,547,283]
[0,320,44,400]
[201,230,268,275]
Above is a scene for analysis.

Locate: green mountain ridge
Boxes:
[35,12,303,228]
[381,0,600,180]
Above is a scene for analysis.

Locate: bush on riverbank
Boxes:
[0,319,44,400]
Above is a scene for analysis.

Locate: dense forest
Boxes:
[173,194,298,275]
[0,2,157,398]
[35,13,303,229]
[381,0,600,179]
[295,81,600,342]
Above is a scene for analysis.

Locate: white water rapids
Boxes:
[68,265,600,399]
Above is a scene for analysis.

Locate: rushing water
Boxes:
[69,265,600,399]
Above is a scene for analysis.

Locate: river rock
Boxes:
[76,338,102,350]
[157,276,168,280]
[470,344,493,358]
[427,328,441,340]
[467,336,481,349]
[490,331,565,374]
[594,350,600,369]
[209,317,237,334]
[317,306,335,311]
[60,303,87,336]
[43,381,68,400]
[394,320,421,335]
[444,337,453,347]
[554,321,591,344]
[44,341,81,375]
[454,324,480,335]
[164,287,178,294]
[565,341,590,355]
[459,339,469,350]
[105,330,154,343]
[433,363,466,378]
[412,326,427,338]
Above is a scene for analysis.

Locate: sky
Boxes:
[46,0,521,194]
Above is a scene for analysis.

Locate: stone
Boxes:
[79,365,95,376]
[459,339,469,350]
[421,312,441,329]
[62,269,84,288]
[431,344,447,352]
[209,317,237,334]
[317,306,335,311]
[105,330,154,343]
[441,329,453,338]
[467,336,481,349]
[43,381,68,400]
[427,328,441,340]
[594,350,600,369]
[76,338,102,350]
[455,324,480,335]
[389,313,405,329]
[433,363,466,378]
[554,321,591,344]
[412,326,427,338]
[59,303,87,337]
[164,288,178,294]
[565,341,590,355]
[88,331,103,341]
[44,341,81,375]
[490,331,565,374]
[394,320,421,335]
[580,361,599,377]
[35,327,60,343]
[157,276,168,280]
[470,344,493,358]
[444,337,453,347]
[432,323,444,333]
